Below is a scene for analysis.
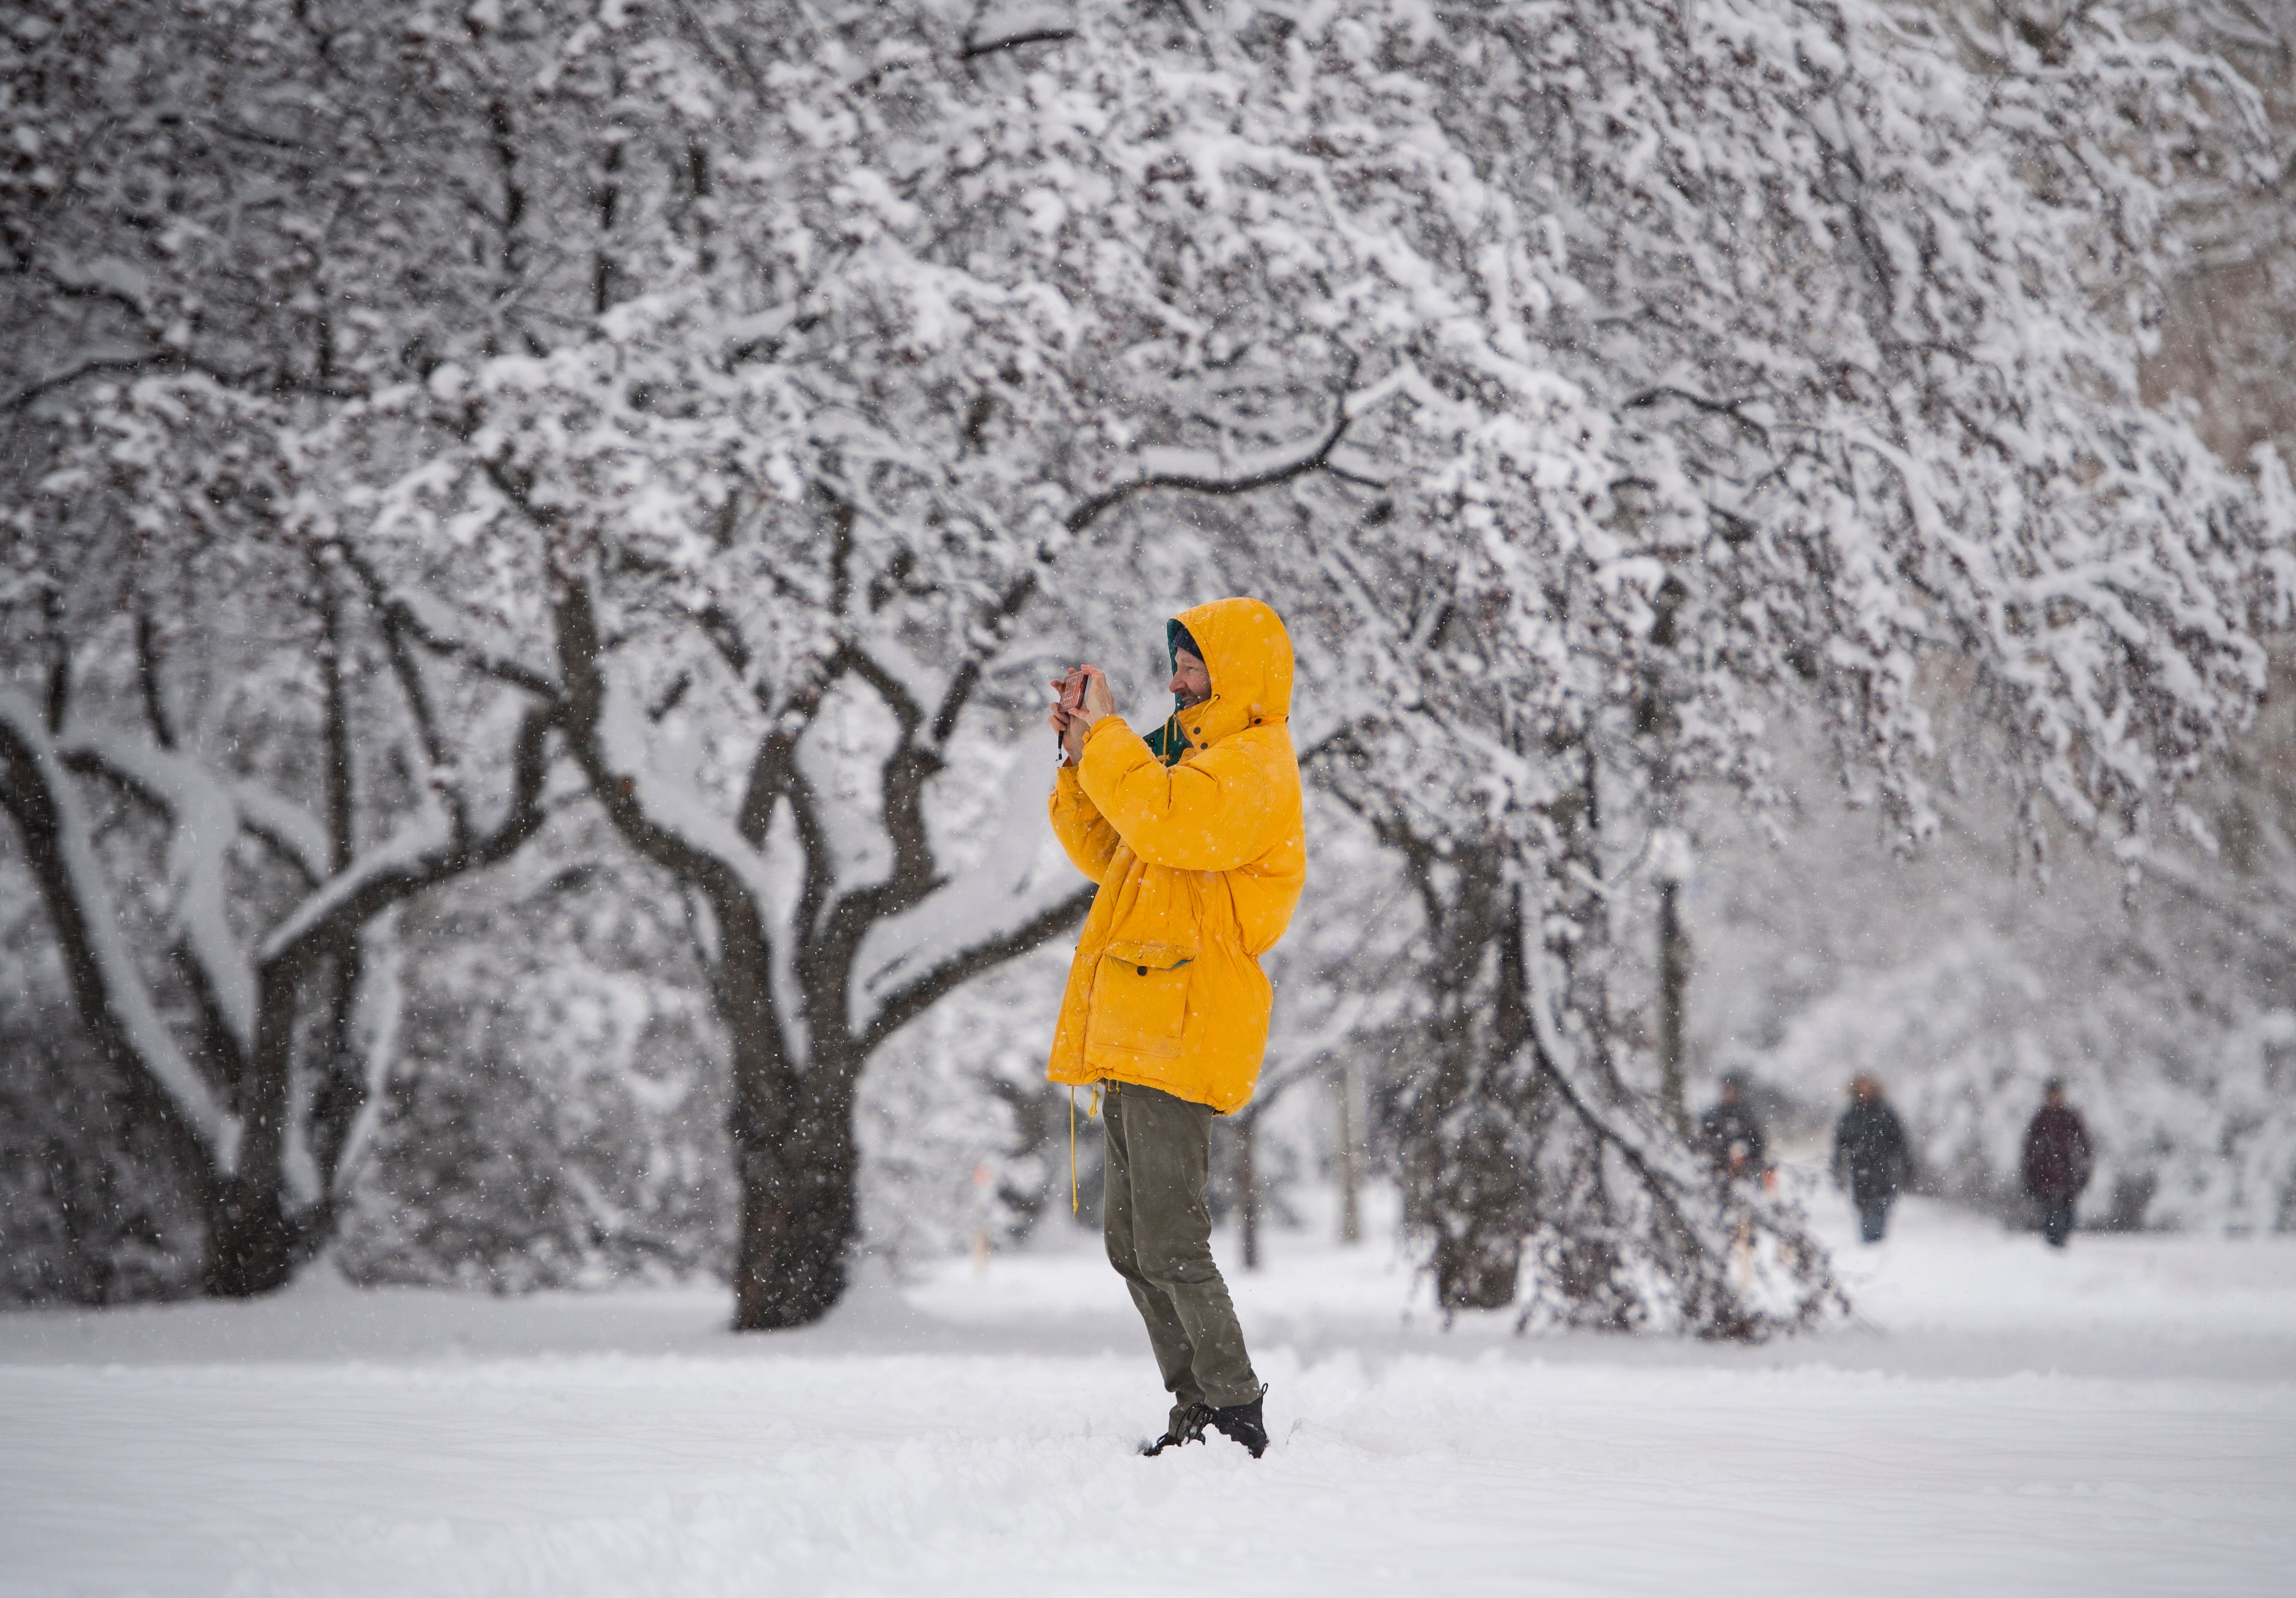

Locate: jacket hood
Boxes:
[1167,597,1293,751]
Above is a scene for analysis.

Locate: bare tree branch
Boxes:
[858,882,1094,1052]
[1061,392,1357,537]
[258,705,558,983]
[134,612,176,751]
[336,541,562,701]
[958,28,1077,61]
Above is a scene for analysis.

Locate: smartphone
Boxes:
[1056,667,1086,759]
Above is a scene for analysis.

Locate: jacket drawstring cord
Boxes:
[1069,1084,1104,1216]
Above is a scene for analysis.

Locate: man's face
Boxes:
[1170,648,1211,710]
[2046,1087,2065,1108]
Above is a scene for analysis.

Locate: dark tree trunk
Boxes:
[305,936,369,1182]
[733,1102,858,1330]
[715,898,860,1332]
[1336,1059,1363,1245]
[204,973,316,1298]
[1656,878,1688,1129]
[203,971,302,1298]
[202,1177,300,1296]
[1394,839,1540,1311]
[1424,1110,1530,1310]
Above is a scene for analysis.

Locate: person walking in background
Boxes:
[2022,1078,2093,1249]
[1832,1075,1909,1243]
[1044,600,1305,1460]
[1700,1071,1769,1183]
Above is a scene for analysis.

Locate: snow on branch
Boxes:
[337,542,561,703]
[1063,383,1357,536]
[228,778,331,883]
[851,749,1094,1047]
[58,727,264,1057]
[0,694,240,1171]
[253,707,557,974]
[584,664,782,910]
[854,876,1093,1054]
[253,805,455,970]
[326,905,406,1202]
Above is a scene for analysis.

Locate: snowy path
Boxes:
[4,1194,2293,1597]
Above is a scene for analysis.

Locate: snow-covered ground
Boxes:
[5,1189,2293,1598]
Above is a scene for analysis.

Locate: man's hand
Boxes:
[1047,665,1116,766]
[1047,673,1080,764]
[1076,665,1116,723]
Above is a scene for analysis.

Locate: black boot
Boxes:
[1206,1386,1269,1459]
[1140,1402,1211,1456]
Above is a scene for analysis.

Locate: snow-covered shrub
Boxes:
[337,832,733,1290]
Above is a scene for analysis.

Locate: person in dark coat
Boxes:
[1832,1075,1909,1243]
[1699,1072,1769,1182]
[2022,1078,2093,1248]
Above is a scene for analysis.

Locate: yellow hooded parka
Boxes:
[1045,597,1307,1113]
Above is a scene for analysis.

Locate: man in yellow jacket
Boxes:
[1046,597,1306,1459]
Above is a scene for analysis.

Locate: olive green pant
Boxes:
[1101,1080,1261,1422]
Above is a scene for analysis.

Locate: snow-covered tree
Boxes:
[1182,0,2284,1331]
[1703,2,2296,1239]
[322,0,1371,1327]
[0,445,555,1295]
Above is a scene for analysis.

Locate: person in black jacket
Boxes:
[2022,1078,2093,1248]
[1699,1072,1769,1182]
[1832,1075,1909,1243]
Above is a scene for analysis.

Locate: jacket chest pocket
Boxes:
[1090,938,1194,1059]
